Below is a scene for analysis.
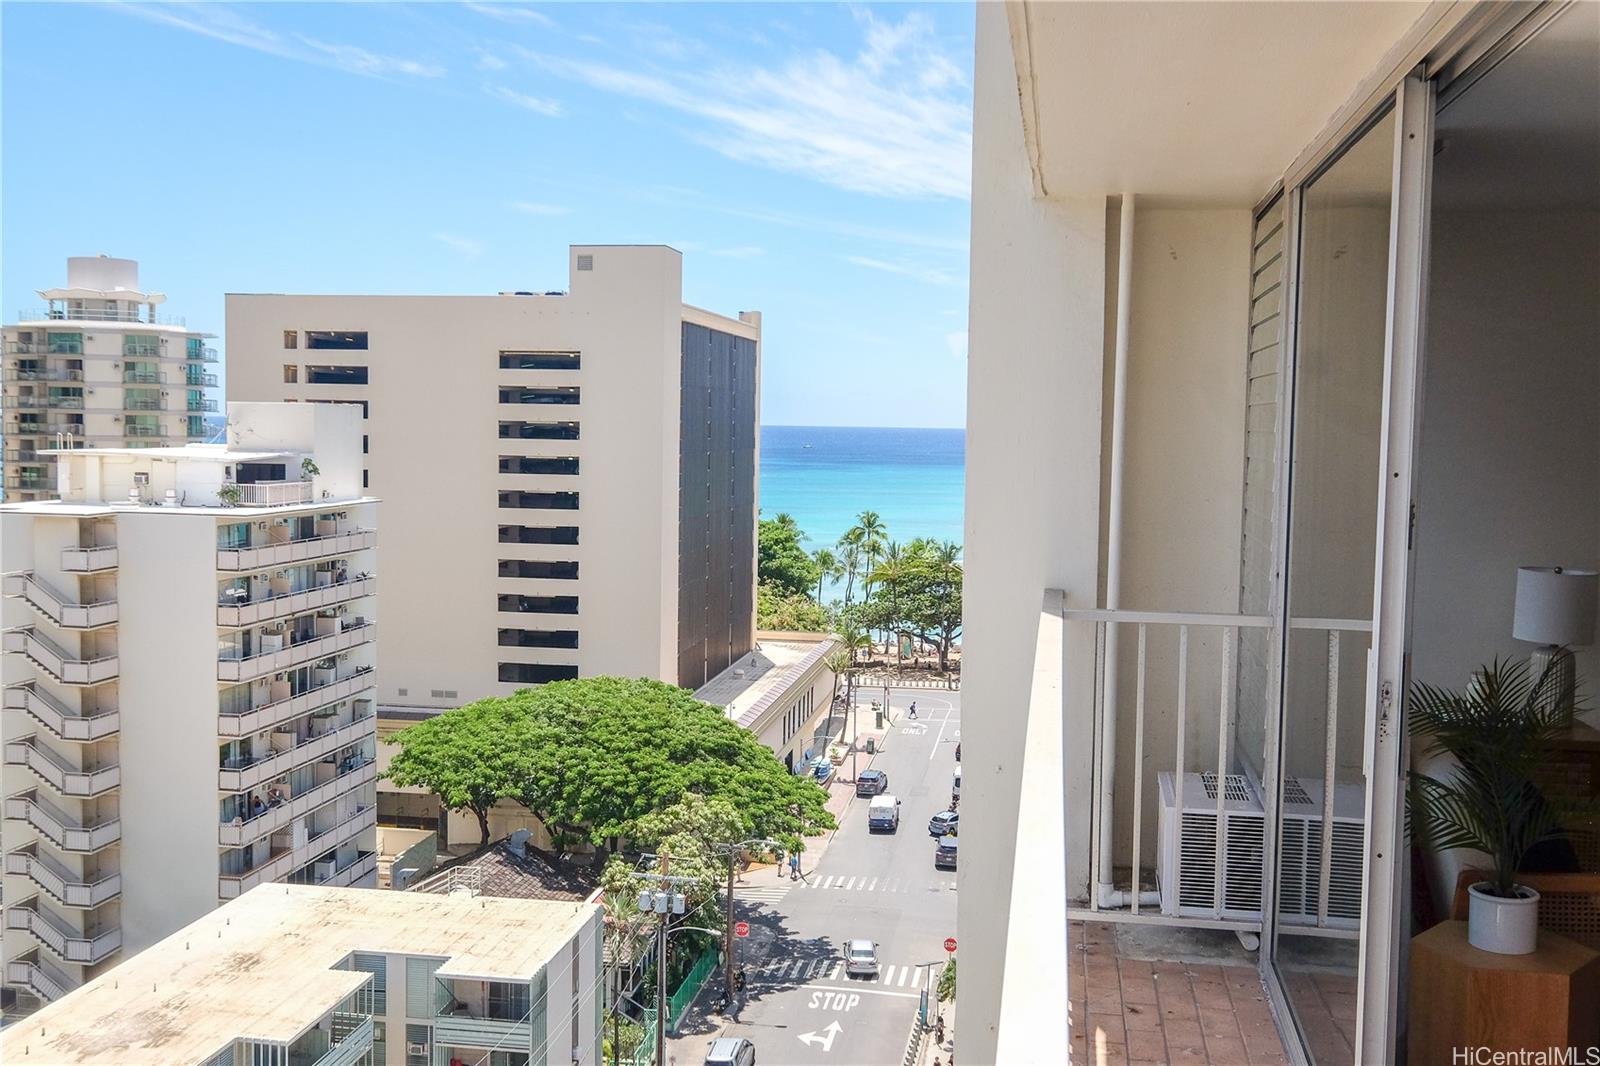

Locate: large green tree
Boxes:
[382,699,534,845]
[757,582,831,632]
[758,516,820,597]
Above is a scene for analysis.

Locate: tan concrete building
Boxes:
[0,883,605,1066]
[694,631,840,773]
[3,256,219,501]
[0,402,378,1010]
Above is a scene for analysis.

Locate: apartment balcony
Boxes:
[188,345,219,363]
[3,571,119,629]
[5,736,120,797]
[216,576,375,628]
[4,369,83,383]
[4,791,121,852]
[185,372,219,388]
[15,306,185,326]
[315,849,378,890]
[216,528,376,573]
[217,718,375,792]
[4,846,121,909]
[5,953,76,1003]
[218,669,375,737]
[216,621,374,683]
[310,1016,374,1066]
[218,801,373,899]
[226,480,315,507]
[219,759,376,846]
[2,627,119,686]
[122,339,164,357]
[4,449,42,462]
[123,397,164,412]
[4,896,121,964]
[2,395,84,410]
[4,476,53,492]
[60,545,118,572]
[122,369,165,384]
[4,684,119,742]
[188,398,218,413]
[123,423,162,438]
[434,1013,533,1052]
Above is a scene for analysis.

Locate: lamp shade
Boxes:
[1513,566,1598,646]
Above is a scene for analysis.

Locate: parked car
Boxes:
[867,794,901,832]
[844,938,880,977]
[928,809,959,837]
[856,768,889,796]
[935,835,959,870]
[704,1036,756,1066]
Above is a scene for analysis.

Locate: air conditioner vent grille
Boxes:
[1200,771,1252,802]
[1282,777,1314,806]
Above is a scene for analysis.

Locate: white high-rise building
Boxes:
[2,256,220,502]
[0,402,379,1011]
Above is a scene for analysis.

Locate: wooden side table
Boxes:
[1408,921,1600,1066]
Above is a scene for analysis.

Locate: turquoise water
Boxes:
[759,426,966,564]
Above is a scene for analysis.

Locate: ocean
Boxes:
[759,426,966,566]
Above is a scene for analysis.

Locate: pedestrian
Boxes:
[909,701,918,720]
[789,853,801,881]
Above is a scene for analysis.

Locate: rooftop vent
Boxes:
[575,255,593,271]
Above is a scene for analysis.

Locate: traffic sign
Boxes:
[735,921,750,938]
[944,937,957,953]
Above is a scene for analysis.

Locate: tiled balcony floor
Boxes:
[1069,920,1291,1066]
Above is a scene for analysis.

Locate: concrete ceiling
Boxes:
[1013,0,1432,204]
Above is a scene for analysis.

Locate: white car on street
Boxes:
[844,938,879,977]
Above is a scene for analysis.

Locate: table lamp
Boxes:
[1513,565,1598,723]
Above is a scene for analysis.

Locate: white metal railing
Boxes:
[60,545,117,572]
[216,576,375,628]
[216,622,375,683]
[2,627,119,685]
[311,1016,374,1066]
[3,571,118,628]
[218,802,374,899]
[317,850,378,890]
[1064,607,1370,932]
[5,736,120,797]
[219,761,377,847]
[216,528,376,572]
[217,719,375,792]
[4,369,84,382]
[4,684,120,742]
[16,306,186,326]
[994,589,1070,1064]
[4,791,121,852]
[219,671,375,737]
[5,897,121,963]
[227,481,315,507]
[5,847,121,908]
[5,956,75,1002]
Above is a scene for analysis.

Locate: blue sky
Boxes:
[1,2,972,428]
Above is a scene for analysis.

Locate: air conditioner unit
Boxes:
[1156,771,1265,920]
[406,1044,427,1057]
[1276,776,1365,929]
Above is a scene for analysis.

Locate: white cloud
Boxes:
[433,233,484,257]
[945,330,968,360]
[477,52,508,72]
[463,2,554,28]
[844,255,962,287]
[524,10,971,200]
[117,4,444,79]
[486,85,562,117]
[511,201,569,216]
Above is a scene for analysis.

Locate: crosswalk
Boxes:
[753,956,933,988]
[734,880,797,905]
[795,873,957,894]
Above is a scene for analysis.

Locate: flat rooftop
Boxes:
[695,633,839,728]
[0,884,598,1065]
[0,494,377,519]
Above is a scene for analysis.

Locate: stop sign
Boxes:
[735,921,750,938]
[944,937,957,953]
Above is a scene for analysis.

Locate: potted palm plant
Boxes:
[1409,658,1585,954]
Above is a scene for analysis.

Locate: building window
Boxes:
[497,594,579,615]
[498,559,579,580]
[362,434,368,454]
[404,1024,430,1066]
[498,628,580,649]
[280,365,297,383]
[500,420,579,440]
[498,663,581,684]
[498,525,579,545]
[306,365,369,385]
[284,330,298,349]
[351,952,387,1012]
[499,490,579,510]
[499,455,579,475]
[500,351,581,370]
[363,469,369,489]
[306,398,369,419]
[306,330,368,350]
[499,386,579,405]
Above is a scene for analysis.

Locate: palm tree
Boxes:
[870,541,910,666]
[836,531,865,605]
[774,512,800,532]
[811,548,839,604]
[854,511,888,581]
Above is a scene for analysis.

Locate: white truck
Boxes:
[867,794,901,832]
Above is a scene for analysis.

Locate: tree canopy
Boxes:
[757,581,832,632]
[758,515,820,597]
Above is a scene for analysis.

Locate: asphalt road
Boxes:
[671,688,961,1066]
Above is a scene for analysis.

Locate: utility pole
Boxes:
[656,851,669,1066]
[724,850,736,1009]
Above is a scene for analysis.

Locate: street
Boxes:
[669,687,961,1066]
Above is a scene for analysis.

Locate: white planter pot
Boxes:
[1467,882,1540,954]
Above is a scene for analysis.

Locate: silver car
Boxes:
[844,938,879,978]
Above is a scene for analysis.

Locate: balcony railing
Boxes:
[188,398,218,413]
[4,897,121,963]
[4,791,121,852]
[5,369,83,383]
[217,576,376,628]
[216,622,374,683]
[5,846,121,908]
[226,480,315,507]
[123,423,162,437]
[219,760,377,847]
[4,684,119,742]
[123,397,164,411]
[311,1015,374,1066]
[3,627,119,686]
[993,589,1071,1064]
[60,545,118,572]
[4,449,42,462]
[188,346,219,363]
[4,476,53,491]
[316,850,378,891]
[5,736,120,797]
[2,395,85,410]
[15,307,186,325]
[217,528,376,573]
[218,670,375,737]
[434,1013,533,1052]
[217,719,375,792]
[218,801,373,899]
[122,369,165,384]
[122,340,163,357]
[185,372,219,388]
[5,955,75,1002]
[3,571,119,628]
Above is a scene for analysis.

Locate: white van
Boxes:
[867,794,901,832]
[952,765,962,803]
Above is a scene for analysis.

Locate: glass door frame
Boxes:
[1254,72,1436,1066]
